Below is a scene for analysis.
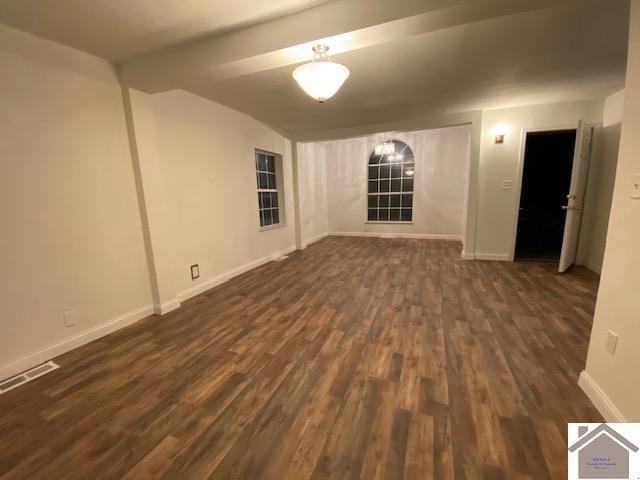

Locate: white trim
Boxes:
[177,245,297,303]
[510,127,527,261]
[153,298,181,315]
[0,242,302,382]
[365,221,414,225]
[255,147,283,157]
[301,232,329,249]
[0,304,153,382]
[259,222,287,232]
[462,116,481,267]
[474,252,511,261]
[461,251,476,260]
[328,231,463,241]
[578,370,626,422]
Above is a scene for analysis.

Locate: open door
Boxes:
[558,121,594,272]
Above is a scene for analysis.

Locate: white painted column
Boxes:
[121,87,180,315]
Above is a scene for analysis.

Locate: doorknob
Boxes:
[567,194,576,200]
[562,205,569,210]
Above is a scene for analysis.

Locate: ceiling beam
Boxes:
[118,0,567,93]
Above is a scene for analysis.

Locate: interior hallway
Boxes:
[0,237,602,479]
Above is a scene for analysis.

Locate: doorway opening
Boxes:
[515,129,577,262]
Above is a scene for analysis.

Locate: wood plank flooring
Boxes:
[0,237,602,479]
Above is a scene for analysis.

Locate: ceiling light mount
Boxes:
[293,44,350,103]
[311,43,330,59]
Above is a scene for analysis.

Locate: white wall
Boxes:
[476,101,604,259]
[129,90,296,300]
[0,25,153,378]
[297,143,329,247]
[581,1,640,422]
[319,126,471,239]
[603,89,625,127]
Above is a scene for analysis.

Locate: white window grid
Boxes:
[256,152,280,227]
[367,160,415,222]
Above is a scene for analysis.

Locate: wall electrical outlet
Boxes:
[63,310,77,328]
[631,174,640,199]
[190,264,200,280]
[606,330,619,355]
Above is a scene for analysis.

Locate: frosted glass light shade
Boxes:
[292,61,350,103]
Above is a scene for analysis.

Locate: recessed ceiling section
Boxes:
[185,1,629,134]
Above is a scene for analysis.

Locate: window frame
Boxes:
[255,149,286,231]
[366,139,415,224]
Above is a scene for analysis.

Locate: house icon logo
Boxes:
[568,423,640,479]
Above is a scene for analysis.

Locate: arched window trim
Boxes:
[366,139,415,223]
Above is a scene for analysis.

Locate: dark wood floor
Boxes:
[0,237,602,479]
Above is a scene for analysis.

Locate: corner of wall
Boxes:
[603,89,625,127]
[580,2,640,423]
[121,87,180,313]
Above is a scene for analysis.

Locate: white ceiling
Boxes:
[0,0,630,137]
[185,0,630,134]
[0,0,331,60]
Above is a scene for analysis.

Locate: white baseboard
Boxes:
[474,252,511,261]
[301,232,329,249]
[0,243,301,383]
[153,298,181,315]
[578,370,626,422]
[0,304,153,382]
[178,245,297,303]
[328,231,463,242]
[461,251,475,260]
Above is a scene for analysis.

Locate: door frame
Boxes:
[509,124,578,262]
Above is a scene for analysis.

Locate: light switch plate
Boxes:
[190,264,200,280]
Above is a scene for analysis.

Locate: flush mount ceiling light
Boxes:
[292,44,350,103]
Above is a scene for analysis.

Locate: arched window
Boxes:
[367,140,415,222]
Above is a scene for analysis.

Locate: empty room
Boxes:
[1,0,640,479]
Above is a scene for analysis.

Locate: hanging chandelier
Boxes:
[375,141,396,156]
[292,44,350,103]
